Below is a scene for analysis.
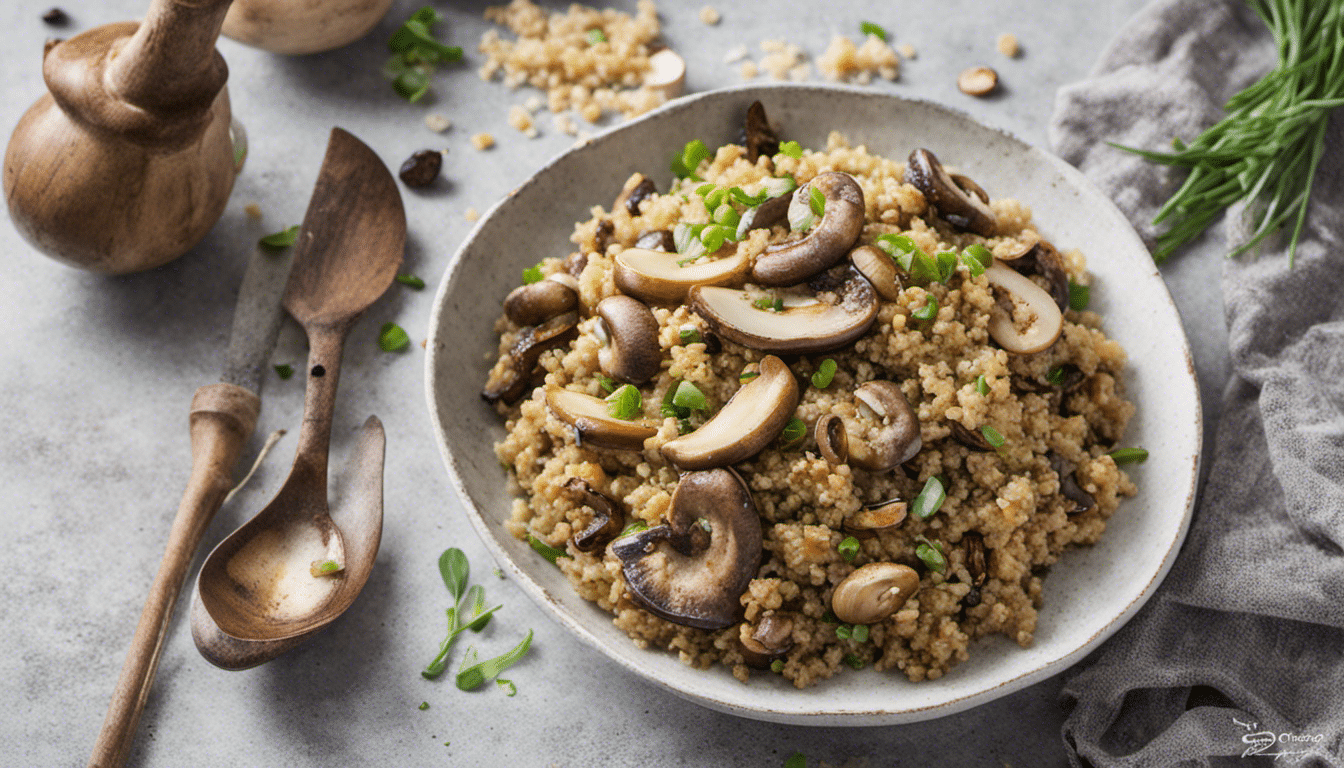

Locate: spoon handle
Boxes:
[89,383,259,768]
[290,324,350,481]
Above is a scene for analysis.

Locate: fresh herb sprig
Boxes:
[385,6,463,102]
[1113,1,1344,264]
[423,549,502,679]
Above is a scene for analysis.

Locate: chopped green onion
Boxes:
[935,251,959,282]
[762,175,798,198]
[712,203,740,228]
[838,535,860,562]
[1069,282,1090,311]
[811,358,837,388]
[705,187,728,210]
[778,141,804,159]
[312,559,342,576]
[1108,447,1149,464]
[418,702,429,710]
[975,375,989,395]
[396,274,426,289]
[619,520,649,537]
[842,654,865,670]
[527,535,570,564]
[851,624,869,642]
[739,371,760,381]
[585,28,606,44]
[821,610,839,624]
[671,380,708,411]
[729,186,768,206]
[522,263,544,284]
[679,328,702,345]
[859,21,888,41]
[874,233,919,264]
[605,383,642,419]
[915,535,947,574]
[912,295,939,321]
[695,183,716,197]
[378,322,411,352]
[259,225,299,249]
[455,629,533,691]
[1046,366,1065,385]
[753,296,784,312]
[809,186,826,218]
[770,659,785,673]
[835,625,852,640]
[911,476,946,520]
[907,251,942,284]
[497,678,518,696]
[961,243,993,277]
[671,139,712,179]
[700,224,728,253]
[779,416,806,448]
[673,222,706,254]
[595,373,617,394]
[661,382,687,419]
[981,425,1005,448]
[274,363,294,380]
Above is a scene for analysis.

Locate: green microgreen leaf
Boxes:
[422,548,504,679]
[378,322,411,352]
[671,380,708,411]
[418,701,429,710]
[695,183,716,197]
[385,7,461,101]
[396,274,427,289]
[915,535,947,574]
[860,21,888,41]
[391,67,431,102]
[522,263,544,284]
[679,328,702,345]
[811,358,837,388]
[259,225,299,249]
[605,384,642,419]
[527,535,570,564]
[809,186,826,218]
[907,251,942,284]
[439,548,470,603]
[585,28,606,44]
[1109,447,1149,464]
[911,476,946,520]
[975,374,989,395]
[661,382,687,419]
[274,364,294,380]
[497,678,518,696]
[704,187,728,210]
[595,373,617,394]
[981,425,1005,448]
[456,629,533,691]
[779,416,806,448]
[912,295,939,321]
[1068,282,1091,311]
[842,654,865,670]
[838,535,860,563]
[672,139,712,179]
[778,141,804,159]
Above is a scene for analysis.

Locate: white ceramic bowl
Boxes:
[425,84,1201,726]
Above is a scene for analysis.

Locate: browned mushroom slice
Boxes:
[614,246,751,304]
[596,295,662,385]
[565,477,625,552]
[961,531,988,607]
[1006,239,1071,311]
[843,499,907,538]
[593,219,615,255]
[815,413,849,465]
[688,270,878,355]
[660,355,799,470]
[612,468,763,629]
[1049,452,1096,515]
[563,251,588,278]
[849,244,903,301]
[503,277,579,327]
[545,387,658,451]
[482,311,580,404]
[736,193,790,235]
[984,262,1063,354]
[739,614,793,668]
[635,229,676,252]
[752,172,865,286]
[831,562,920,624]
[904,148,998,236]
[741,100,780,163]
[948,420,994,452]
[846,381,922,471]
[615,173,657,216]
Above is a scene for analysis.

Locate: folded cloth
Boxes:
[1048,0,1344,765]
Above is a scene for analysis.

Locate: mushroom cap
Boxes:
[612,468,763,629]
[983,262,1064,354]
[644,48,686,99]
[741,100,780,163]
[948,420,994,452]
[565,478,625,552]
[846,380,922,471]
[752,172,866,286]
[482,311,580,404]
[596,295,662,385]
[544,387,658,451]
[739,613,794,668]
[660,355,800,470]
[614,246,751,304]
[503,278,579,327]
[1049,452,1097,515]
[904,148,998,237]
[688,269,879,356]
[831,562,920,624]
[815,413,849,465]
[615,173,657,216]
[849,245,904,301]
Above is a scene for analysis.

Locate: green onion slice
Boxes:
[671,380,708,411]
[522,263,544,284]
[778,141,804,159]
[1108,447,1149,464]
[527,535,570,564]
[981,425,1005,448]
[915,535,947,574]
[274,364,294,380]
[396,274,426,289]
[378,322,411,352]
[838,535,860,562]
[779,416,806,448]
[860,21,888,41]
[259,225,299,248]
[911,476,946,520]
[811,358,837,388]
[1069,282,1091,311]
[605,384,642,419]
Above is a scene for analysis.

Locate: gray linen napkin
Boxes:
[1047,0,1344,765]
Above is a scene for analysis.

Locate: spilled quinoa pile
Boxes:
[484,105,1137,687]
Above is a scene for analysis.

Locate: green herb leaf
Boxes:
[274,364,294,380]
[522,263,544,284]
[705,187,728,210]
[700,224,728,253]
[779,416,806,448]
[838,535,860,563]
[912,295,939,321]
[915,535,947,574]
[860,21,888,41]
[456,629,533,691]
[497,678,518,696]
[809,186,826,218]
[527,535,570,564]
[981,425,1005,448]
[418,701,429,710]
[729,186,768,206]
[1046,366,1065,385]
[259,225,299,249]
[595,373,617,394]
[911,476,946,520]
[672,139,712,179]
[661,383,688,419]
[961,243,993,277]
[619,520,649,537]
[605,383,642,419]
[935,251,959,282]
[811,358,837,388]
[695,183,716,197]
[391,68,431,102]
[770,659,785,673]
[712,203,741,229]
[679,328,702,345]
[1108,447,1149,465]
[842,654,865,670]
[396,274,426,289]
[584,28,606,44]
[671,380,708,411]
[314,559,341,575]
[1068,282,1091,311]
[851,624,869,642]
[975,374,989,396]
[739,370,760,381]
[778,141,804,159]
[908,251,942,284]
[835,625,852,640]
[438,548,470,603]
[874,234,919,267]
[753,296,784,312]
[379,322,411,352]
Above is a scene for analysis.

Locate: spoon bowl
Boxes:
[196,127,404,644]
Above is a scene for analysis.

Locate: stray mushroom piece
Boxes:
[948,420,994,452]
[741,100,780,163]
[736,193,791,234]
[831,562,920,624]
[904,148,998,237]
[689,267,879,355]
[482,311,580,404]
[983,262,1063,354]
[545,387,658,451]
[752,172,866,286]
[1049,452,1097,515]
[565,478,625,552]
[815,413,849,465]
[849,245,903,301]
[846,381,922,472]
[612,468,763,629]
[596,295,662,385]
[615,173,657,216]
[958,66,999,96]
[634,229,677,252]
[843,499,908,538]
[1009,239,1071,311]
[614,246,751,304]
[739,614,794,668]
[644,48,686,99]
[503,277,579,327]
[661,355,800,470]
[961,531,988,607]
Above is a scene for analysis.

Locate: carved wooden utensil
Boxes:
[3,0,241,274]
[195,128,404,644]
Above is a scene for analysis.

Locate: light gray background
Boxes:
[3,0,1225,766]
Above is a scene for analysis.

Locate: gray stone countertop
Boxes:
[2,0,1227,766]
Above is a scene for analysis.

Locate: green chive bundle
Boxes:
[1116,0,1344,264]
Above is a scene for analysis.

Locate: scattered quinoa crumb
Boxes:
[723,44,749,64]
[897,42,917,59]
[243,203,262,219]
[524,95,544,112]
[818,33,900,83]
[759,39,810,81]
[509,105,536,134]
[464,207,480,222]
[424,113,452,133]
[698,5,720,25]
[739,60,760,80]
[997,33,1021,58]
[553,113,579,135]
[471,132,496,150]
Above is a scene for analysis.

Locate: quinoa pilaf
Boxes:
[485,104,1136,687]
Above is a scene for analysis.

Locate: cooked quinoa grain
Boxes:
[488,126,1136,687]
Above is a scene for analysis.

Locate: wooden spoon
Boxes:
[196,128,404,642]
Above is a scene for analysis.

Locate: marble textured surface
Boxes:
[2,0,1226,766]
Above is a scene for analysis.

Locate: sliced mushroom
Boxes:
[482,311,580,404]
[614,246,751,304]
[815,413,849,465]
[545,386,658,451]
[752,172,866,286]
[843,499,907,538]
[740,614,794,668]
[593,219,615,255]
[660,355,800,470]
[644,48,686,99]
[503,278,579,327]
[845,381,922,472]
[849,244,903,301]
[831,562,920,624]
[1049,452,1096,515]
[689,268,878,355]
[615,173,657,216]
[612,468,763,629]
[741,100,780,163]
[948,420,994,452]
[565,477,625,552]
[1005,239,1070,311]
[961,531,987,607]
[563,251,588,278]
[984,262,1063,354]
[904,148,998,236]
[596,295,662,385]
[635,229,676,252]
[736,193,791,234]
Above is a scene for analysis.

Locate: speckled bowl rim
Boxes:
[425,83,1201,726]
